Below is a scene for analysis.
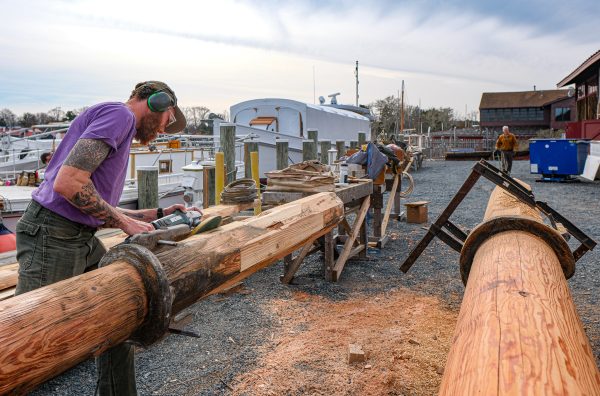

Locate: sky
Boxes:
[0,0,598,120]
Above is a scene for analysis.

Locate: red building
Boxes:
[557,50,600,140]
[479,90,575,136]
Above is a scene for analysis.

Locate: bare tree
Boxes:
[47,107,65,122]
[0,108,17,127]
[182,106,210,132]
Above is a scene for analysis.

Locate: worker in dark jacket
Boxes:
[495,125,517,174]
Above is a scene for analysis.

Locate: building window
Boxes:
[555,107,571,122]
[159,159,173,174]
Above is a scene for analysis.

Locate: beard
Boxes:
[135,112,163,145]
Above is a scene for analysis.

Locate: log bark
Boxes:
[0,193,343,394]
[439,185,600,395]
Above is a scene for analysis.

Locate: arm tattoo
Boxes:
[118,208,155,222]
[70,181,122,227]
[64,139,111,173]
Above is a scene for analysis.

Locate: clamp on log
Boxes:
[400,159,596,282]
[99,244,172,346]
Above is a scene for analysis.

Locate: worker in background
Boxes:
[15,81,201,395]
[39,152,53,168]
[495,125,517,174]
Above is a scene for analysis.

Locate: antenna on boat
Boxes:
[355,60,359,107]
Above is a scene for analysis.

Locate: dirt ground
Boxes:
[230,289,456,396]
[32,159,600,395]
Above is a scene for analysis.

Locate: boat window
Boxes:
[159,159,173,174]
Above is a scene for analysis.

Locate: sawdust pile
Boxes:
[230,288,458,395]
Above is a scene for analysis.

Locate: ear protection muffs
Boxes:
[147,91,175,113]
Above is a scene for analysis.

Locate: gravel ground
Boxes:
[32,159,600,395]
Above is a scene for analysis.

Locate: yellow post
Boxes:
[215,152,224,205]
[251,151,261,215]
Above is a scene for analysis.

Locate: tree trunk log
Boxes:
[440,184,600,395]
[0,193,343,394]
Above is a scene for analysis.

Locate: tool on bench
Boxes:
[124,209,222,250]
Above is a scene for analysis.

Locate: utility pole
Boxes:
[355,61,359,107]
[400,80,405,135]
[419,98,422,134]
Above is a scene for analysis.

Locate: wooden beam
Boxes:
[331,196,370,280]
[0,193,343,393]
[0,201,260,299]
[439,184,600,395]
[280,239,317,284]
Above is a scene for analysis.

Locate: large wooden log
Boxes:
[439,185,600,395]
[0,193,343,394]
[0,202,258,294]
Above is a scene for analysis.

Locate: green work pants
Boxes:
[15,200,137,396]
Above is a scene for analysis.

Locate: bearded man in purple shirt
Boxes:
[15,81,199,395]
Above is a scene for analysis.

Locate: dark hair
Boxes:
[129,83,156,100]
[41,152,52,164]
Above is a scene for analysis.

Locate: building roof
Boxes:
[558,49,600,87]
[479,90,569,109]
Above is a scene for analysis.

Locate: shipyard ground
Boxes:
[32,160,600,396]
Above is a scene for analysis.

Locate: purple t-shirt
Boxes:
[32,102,137,227]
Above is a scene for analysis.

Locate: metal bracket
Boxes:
[400,159,596,273]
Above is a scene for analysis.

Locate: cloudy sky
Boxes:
[0,0,598,119]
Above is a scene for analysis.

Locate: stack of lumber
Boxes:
[265,160,335,193]
[0,192,344,393]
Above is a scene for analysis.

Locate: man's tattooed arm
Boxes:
[56,139,154,234]
[63,138,111,172]
[117,207,157,222]
[59,139,124,227]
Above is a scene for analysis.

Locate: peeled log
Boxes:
[0,193,343,394]
[439,185,600,395]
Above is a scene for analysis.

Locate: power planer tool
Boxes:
[125,209,222,250]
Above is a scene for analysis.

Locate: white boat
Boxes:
[220,98,372,176]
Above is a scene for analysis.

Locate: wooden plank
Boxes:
[280,239,315,284]
[0,287,15,301]
[331,195,370,280]
[0,264,17,290]
[380,172,399,236]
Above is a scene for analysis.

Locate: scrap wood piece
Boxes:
[265,160,335,193]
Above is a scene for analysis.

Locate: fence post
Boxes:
[303,140,317,161]
[357,132,366,148]
[220,124,236,184]
[137,166,158,209]
[276,140,289,170]
[336,140,346,159]
[319,140,332,164]
[244,141,258,178]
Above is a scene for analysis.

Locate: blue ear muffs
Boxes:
[147,91,175,112]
